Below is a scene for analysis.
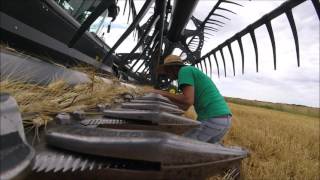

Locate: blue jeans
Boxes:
[183,115,232,143]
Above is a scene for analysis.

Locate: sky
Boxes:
[92,0,319,108]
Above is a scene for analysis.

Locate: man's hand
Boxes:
[147,85,194,110]
[145,89,163,94]
[145,88,168,98]
[180,85,194,107]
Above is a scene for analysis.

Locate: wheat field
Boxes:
[222,102,319,180]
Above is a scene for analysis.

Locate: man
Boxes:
[150,55,232,143]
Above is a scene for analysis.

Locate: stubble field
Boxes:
[221,102,319,180]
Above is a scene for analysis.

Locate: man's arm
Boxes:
[151,85,194,110]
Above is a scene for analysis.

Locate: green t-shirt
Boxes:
[178,66,231,121]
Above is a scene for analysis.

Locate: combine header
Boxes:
[1,0,319,179]
[1,93,247,179]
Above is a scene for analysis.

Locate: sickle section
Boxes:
[213,52,220,78]
[127,0,132,24]
[207,19,226,25]
[217,7,237,14]
[211,13,231,20]
[222,0,244,7]
[237,37,245,74]
[203,58,208,75]
[249,30,259,72]
[286,10,300,67]
[207,55,213,78]
[219,49,227,77]
[207,21,224,27]
[265,21,277,70]
[200,60,204,72]
[227,44,236,76]
[311,0,320,20]
[204,26,219,32]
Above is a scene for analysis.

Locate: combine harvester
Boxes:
[1,0,319,179]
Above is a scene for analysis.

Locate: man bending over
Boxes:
[150,55,232,143]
